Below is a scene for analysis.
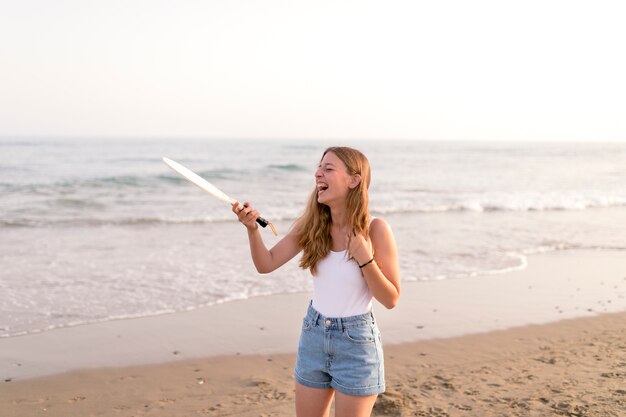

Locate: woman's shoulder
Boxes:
[369,216,393,236]
[369,216,396,254]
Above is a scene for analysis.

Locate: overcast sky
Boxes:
[1,0,625,141]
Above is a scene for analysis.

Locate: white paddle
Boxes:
[163,157,277,235]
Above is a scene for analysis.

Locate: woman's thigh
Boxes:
[334,390,378,417]
[295,381,335,417]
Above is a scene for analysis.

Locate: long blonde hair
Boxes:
[293,146,371,275]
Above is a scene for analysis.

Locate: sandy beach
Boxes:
[2,311,624,417]
[2,248,625,416]
[4,3,626,416]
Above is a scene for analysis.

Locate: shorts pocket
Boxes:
[343,324,375,344]
[302,317,314,331]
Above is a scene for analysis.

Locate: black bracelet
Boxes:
[359,257,375,268]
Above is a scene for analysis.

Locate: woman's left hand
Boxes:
[346,232,373,266]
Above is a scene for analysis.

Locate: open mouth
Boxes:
[317,183,329,195]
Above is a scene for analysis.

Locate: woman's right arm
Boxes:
[232,201,301,274]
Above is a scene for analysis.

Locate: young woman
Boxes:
[232,146,400,417]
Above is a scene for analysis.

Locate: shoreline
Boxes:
[1,248,625,382]
[2,311,624,416]
[0,241,621,342]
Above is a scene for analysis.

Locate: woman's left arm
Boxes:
[349,218,401,309]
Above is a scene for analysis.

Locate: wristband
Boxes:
[359,257,375,268]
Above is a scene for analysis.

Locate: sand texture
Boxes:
[2,311,625,417]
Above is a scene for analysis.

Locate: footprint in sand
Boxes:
[600,372,624,378]
[535,356,558,364]
[157,398,176,405]
[452,403,473,411]
[67,396,86,404]
[248,377,271,387]
[373,390,405,415]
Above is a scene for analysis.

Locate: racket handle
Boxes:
[257,217,278,236]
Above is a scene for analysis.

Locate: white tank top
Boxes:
[311,217,376,317]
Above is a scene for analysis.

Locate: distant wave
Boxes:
[86,175,144,187]
[1,170,241,193]
[0,216,229,228]
[0,213,297,228]
[48,198,107,209]
[0,219,33,227]
[267,163,306,171]
[372,198,626,214]
[3,201,626,228]
[1,176,149,192]
[0,140,41,147]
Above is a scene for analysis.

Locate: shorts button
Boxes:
[325,319,331,326]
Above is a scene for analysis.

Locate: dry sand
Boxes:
[1,249,625,416]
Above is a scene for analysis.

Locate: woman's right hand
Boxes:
[232,201,259,231]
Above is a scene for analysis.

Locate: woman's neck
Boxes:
[329,204,348,229]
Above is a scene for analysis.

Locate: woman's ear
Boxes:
[349,174,361,189]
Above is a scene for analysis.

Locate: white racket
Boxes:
[163,157,277,235]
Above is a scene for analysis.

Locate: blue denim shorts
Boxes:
[294,301,385,396]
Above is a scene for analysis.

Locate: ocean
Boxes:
[2,138,626,338]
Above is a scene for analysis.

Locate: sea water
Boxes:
[1,138,626,337]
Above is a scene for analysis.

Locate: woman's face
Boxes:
[315,152,356,205]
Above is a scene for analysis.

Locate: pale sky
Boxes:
[1,0,625,141]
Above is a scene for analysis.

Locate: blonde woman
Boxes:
[232,146,400,417]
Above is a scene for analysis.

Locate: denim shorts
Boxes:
[294,301,385,396]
